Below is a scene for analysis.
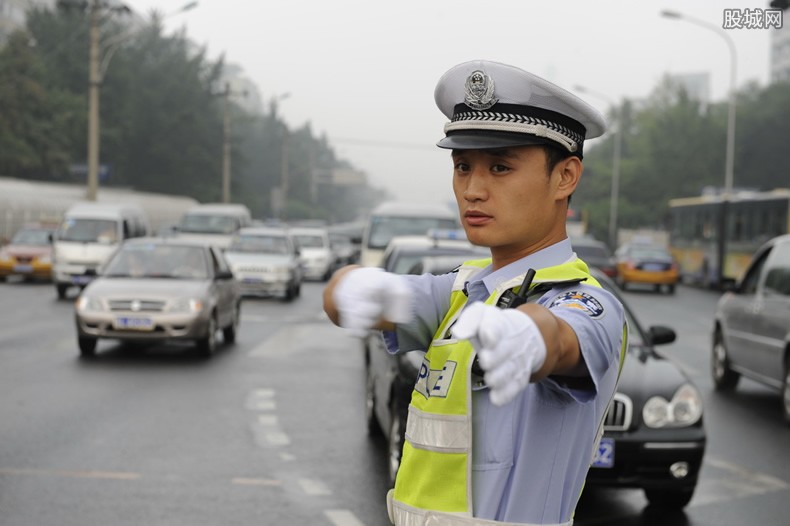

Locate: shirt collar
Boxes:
[465,238,575,301]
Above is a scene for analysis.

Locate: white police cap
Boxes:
[435,60,606,157]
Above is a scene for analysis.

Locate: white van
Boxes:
[360,201,460,267]
[52,202,149,299]
[175,203,252,250]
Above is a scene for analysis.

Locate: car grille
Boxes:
[602,392,632,431]
[237,266,275,273]
[108,300,166,312]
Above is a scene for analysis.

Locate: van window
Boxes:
[367,216,458,249]
[58,218,118,243]
[180,214,240,235]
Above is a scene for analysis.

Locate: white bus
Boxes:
[360,201,459,267]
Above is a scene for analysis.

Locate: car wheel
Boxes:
[666,284,676,294]
[712,330,740,391]
[56,284,68,300]
[295,283,301,297]
[222,304,239,344]
[196,315,217,357]
[616,277,627,290]
[365,365,383,437]
[644,487,695,509]
[782,361,790,425]
[387,401,407,486]
[78,336,97,358]
[283,284,295,302]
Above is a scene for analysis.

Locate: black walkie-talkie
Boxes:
[470,268,536,378]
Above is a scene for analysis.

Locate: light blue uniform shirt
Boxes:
[384,238,625,524]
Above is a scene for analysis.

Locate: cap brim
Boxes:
[436,132,557,150]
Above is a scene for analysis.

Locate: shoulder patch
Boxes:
[548,290,604,319]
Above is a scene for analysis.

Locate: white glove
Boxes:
[452,302,546,406]
[332,267,413,337]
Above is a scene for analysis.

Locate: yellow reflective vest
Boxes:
[389,257,624,526]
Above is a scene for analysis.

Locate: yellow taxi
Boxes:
[0,223,58,282]
[615,243,680,294]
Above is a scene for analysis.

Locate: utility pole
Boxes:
[222,82,232,203]
[86,0,101,201]
[218,82,247,204]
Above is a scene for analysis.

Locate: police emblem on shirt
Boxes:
[464,70,498,110]
[548,291,604,319]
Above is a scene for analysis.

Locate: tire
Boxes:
[782,361,790,425]
[283,284,295,302]
[644,487,695,509]
[667,284,676,294]
[196,315,217,357]
[56,284,69,300]
[387,400,408,486]
[222,304,239,344]
[365,365,383,437]
[712,330,740,391]
[78,336,97,357]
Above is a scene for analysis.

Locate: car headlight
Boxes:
[76,296,105,312]
[643,383,703,428]
[38,255,52,265]
[168,298,204,313]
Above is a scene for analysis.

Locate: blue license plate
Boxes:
[592,437,615,468]
[114,317,154,331]
[13,264,33,273]
[72,275,93,285]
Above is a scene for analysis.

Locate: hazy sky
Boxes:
[128,0,775,207]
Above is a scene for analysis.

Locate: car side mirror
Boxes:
[647,325,676,346]
[215,270,234,280]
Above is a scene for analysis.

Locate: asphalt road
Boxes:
[0,278,788,525]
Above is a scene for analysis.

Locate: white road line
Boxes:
[689,455,789,507]
[246,389,276,411]
[231,477,282,487]
[0,467,140,480]
[299,478,332,496]
[325,509,366,526]
[280,452,296,462]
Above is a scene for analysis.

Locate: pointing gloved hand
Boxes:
[332,267,413,337]
[452,302,547,406]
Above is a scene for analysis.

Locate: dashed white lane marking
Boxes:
[246,389,276,411]
[690,455,790,507]
[325,509,366,526]
[242,312,328,324]
[299,478,332,496]
[231,477,282,487]
[0,467,140,480]
[280,452,296,462]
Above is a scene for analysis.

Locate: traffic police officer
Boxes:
[324,59,626,526]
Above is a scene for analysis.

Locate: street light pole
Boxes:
[661,9,737,198]
[222,82,232,203]
[661,10,737,286]
[82,1,198,201]
[574,85,622,250]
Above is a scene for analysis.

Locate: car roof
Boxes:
[124,236,214,249]
[370,201,456,218]
[236,226,289,237]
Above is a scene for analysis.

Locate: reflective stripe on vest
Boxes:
[391,257,603,522]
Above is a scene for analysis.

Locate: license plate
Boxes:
[642,263,665,271]
[592,437,615,468]
[72,275,93,285]
[113,316,154,331]
[242,277,263,283]
[13,264,33,273]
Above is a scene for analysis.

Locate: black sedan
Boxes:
[364,265,706,509]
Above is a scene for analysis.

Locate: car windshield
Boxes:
[293,234,325,248]
[368,216,459,249]
[57,218,117,243]
[179,214,238,234]
[103,244,208,279]
[229,235,289,254]
[11,228,52,246]
[629,246,671,260]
